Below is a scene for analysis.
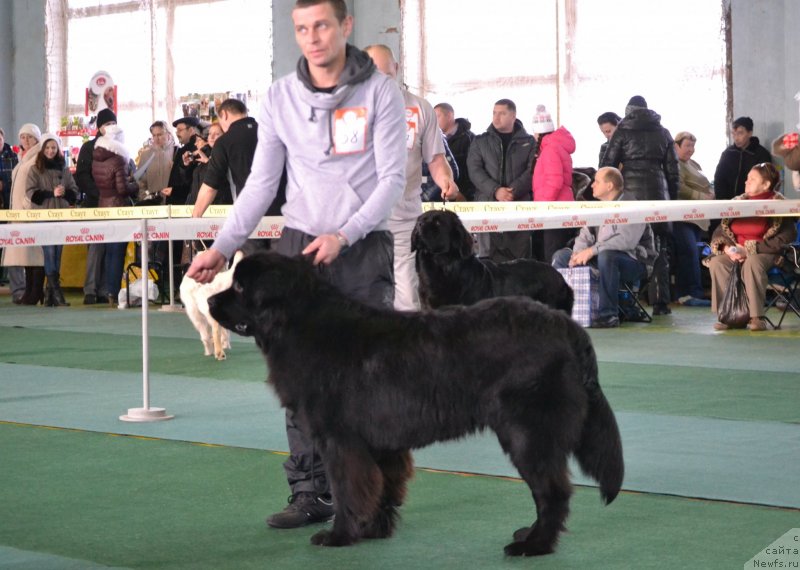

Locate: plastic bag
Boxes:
[118,279,159,308]
[717,262,749,328]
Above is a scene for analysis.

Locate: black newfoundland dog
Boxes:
[209,252,623,557]
[411,209,574,313]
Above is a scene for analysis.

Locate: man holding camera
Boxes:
[162,116,202,206]
[192,98,260,216]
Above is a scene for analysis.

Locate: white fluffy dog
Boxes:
[181,251,243,360]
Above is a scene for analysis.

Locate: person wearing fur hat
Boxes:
[26,133,79,306]
[76,107,117,305]
[92,124,138,306]
[1,123,45,304]
[531,104,577,262]
[601,95,680,316]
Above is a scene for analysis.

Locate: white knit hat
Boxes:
[18,123,42,141]
[531,105,555,134]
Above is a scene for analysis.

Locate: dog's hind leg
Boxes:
[310,438,383,547]
[497,428,573,557]
[361,450,414,539]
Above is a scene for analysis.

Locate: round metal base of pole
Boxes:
[158,304,184,313]
[119,407,175,422]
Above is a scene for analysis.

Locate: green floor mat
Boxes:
[1,423,797,570]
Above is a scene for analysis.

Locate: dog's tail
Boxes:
[574,338,624,505]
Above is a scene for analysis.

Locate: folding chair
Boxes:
[764,243,800,329]
[618,280,652,323]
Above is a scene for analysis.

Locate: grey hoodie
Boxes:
[212,46,407,259]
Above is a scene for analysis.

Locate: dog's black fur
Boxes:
[209,251,623,556]
[411,209,574,313]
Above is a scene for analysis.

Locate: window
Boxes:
[47,0,272,157]
[403,0,727,170]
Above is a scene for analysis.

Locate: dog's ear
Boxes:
[451,214,474,259]
[410,219,422,252]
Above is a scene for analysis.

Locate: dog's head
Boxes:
[411,209,474,259]
[208,251,319,338]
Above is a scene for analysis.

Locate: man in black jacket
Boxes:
[75,108,116,304]
[713,116,772,201]
[601,96,679,315]
[192,99,258,214]
[435,102,476,200]
[467,98,536,262]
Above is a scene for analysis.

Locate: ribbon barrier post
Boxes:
[120,218,174,423]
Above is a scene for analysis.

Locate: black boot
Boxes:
[44,278,56,307]
[19,268,35,304]
[21,267,45,305]
[48,272,70,306]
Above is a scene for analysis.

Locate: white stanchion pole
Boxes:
[120,219,174,422]
[159,205,183,313]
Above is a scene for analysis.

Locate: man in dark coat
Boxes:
[467,98,536,262]
[713,116,772,201]
[435,103,476,200]
[163,116,202,206]
[601,96,679,315]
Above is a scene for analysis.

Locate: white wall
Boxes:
[0,0,47,140]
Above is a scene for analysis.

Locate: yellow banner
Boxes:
[0,205,234,222]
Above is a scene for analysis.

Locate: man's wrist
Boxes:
[336,232,349,249]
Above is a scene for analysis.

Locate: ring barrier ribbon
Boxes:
[1,200,799,246]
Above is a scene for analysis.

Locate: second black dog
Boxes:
[411,209,574,312]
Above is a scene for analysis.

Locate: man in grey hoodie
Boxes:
[187,0,407,529]
[552,167,655,328]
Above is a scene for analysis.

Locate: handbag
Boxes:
[717,262,750,328]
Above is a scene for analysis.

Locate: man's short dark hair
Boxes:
[218,98,248,116]
[732,116,754,132]
[597,112,622,126]
[434,102,454,115]
[495,99,516,112]
[294,0,347,22]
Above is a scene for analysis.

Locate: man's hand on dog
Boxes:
[303,234,344,265]
[186,249,228,283]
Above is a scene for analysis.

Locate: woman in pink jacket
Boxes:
[531,105,577,263]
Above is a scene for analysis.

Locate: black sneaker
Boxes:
[266,492,334,529]
[83,294,97,305]
[591,315,620,328]
[652,303,672,315]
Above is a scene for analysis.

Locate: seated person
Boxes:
[705,162,797,332]
[673,131,714,307]
[552,167,655,329]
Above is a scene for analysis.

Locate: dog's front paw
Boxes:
[215,350,227,361]
[310,529,356,547]
[512,526,532,542]
[503,540,554,557]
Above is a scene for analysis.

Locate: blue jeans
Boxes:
[104,242,128,298]
[672,222,705,299]
[42,245,63,275]
[553,248,646,319]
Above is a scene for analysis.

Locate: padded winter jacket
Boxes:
[712,137,771,201]
[92,131,138,208]
[532,127,575,202]
[468,119,535,202]
[601,109,679,201]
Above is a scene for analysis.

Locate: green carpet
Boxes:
[1,423,797,570]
